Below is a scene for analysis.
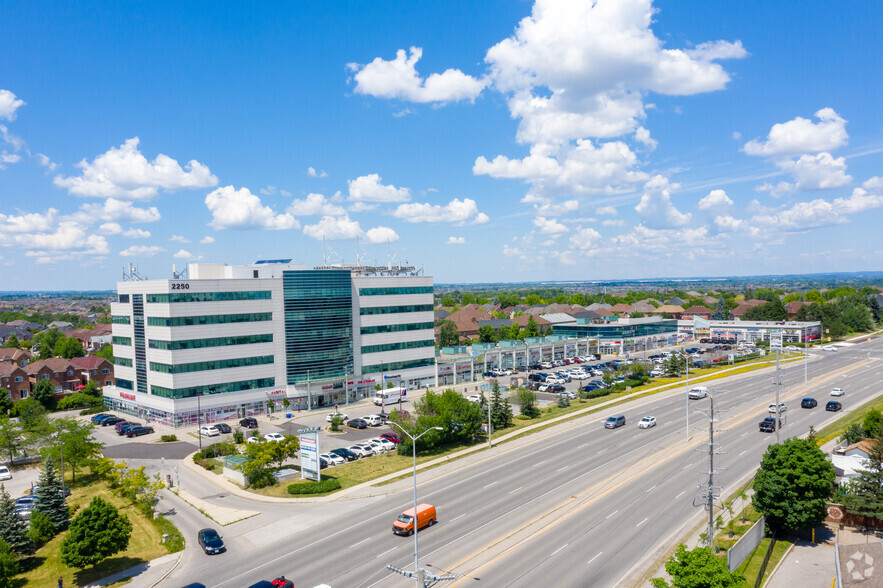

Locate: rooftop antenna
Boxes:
[172,263,188,280]
[122,263,147,281]
[323,236,327,267]
[387,239,392,270]
[355,237,360,267]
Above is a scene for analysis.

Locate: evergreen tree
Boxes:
[489,379,513,430]
[0,485,32,555]
[60,497,132,568]
[2,335,19,350]
[525,316,539,338]
[33,457,68,531]
[438,320,460,348]
[711,297,728,320]
[0,539,18,588]
[32,380,56,411]
[842,433,883,520]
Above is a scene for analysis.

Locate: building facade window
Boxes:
[283,270,353,385]
[112,336,132,346]
[360,322,434,335]
[145,291,271,304]
[116,378,134,390]
[149,355,274,374]
[362,358,435,374]
[358,286,433,296]
[150,377,275,399]
[14,376,22,383]
[111,315,131,324]
[361,339,434,354]
[359,304,433,316]
[148,333,273,351]
[147,313,272,327]
[118,294,130,303]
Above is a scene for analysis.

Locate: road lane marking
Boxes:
[646,485,657,493]
[557,465,570,472]
[606,509,619,519]
[636,517,648,527]
[739,450,748,456]
[587,552,603,566]
[376,546,396,558]
[349,537,372,548]
[675,490,686,499]
[484,481,498,489]
[683,463,693,470]
[508,486,523,495]
[450,513,467,523]
[551,543,569,556]
[578,443,589,448]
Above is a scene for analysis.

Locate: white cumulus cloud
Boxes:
[200,236,215,244]
[392,198,489,225]
[634,175,692,228]
[348,174,411,203]
[205,186,298,231]
[169,235,190,243]
[0,90,24,121]
[596,205,618,216]
[307,166,328,178]
[71,198,162,224]
[173,249,202,260]
[697,189,733,210]
[119,245,165,257]
[533,216,567,234]
[743,108,848,157]
[364,226,400,244]
[302,215,363,241]
[0,209,59,233]
[446,236,466,245]
[776,152,852,191]
[54,137,218,200]
[350,47,486,104]
[287,193,346,216]
[569,227,602,250]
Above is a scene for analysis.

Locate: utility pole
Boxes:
[775,348,782,445]
[685,355,690,443]
[487,391,493,449]
[693,390,723,551]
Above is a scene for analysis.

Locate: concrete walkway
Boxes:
[83,552,180,588]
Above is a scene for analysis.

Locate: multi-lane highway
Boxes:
[169,338,883,588]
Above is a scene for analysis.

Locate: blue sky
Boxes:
[1,0,881,290]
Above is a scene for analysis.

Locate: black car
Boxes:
[759,417,783,432]
[239,417,258,429]
[318,457,329,470]
[125,425,154,437]
[117,422,141,435]
[347,418,368,429]
[545,384,566,393]
[330,448,359,462]
[215,423,232,434]
[826,401,842,412]
[801,398,818,409]
[197,528,225,554]
[101,416,124,426]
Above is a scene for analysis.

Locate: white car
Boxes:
[326,412,349,423]
[371,437,395,451]
[365,441,386,453]
[768,403,788,413]
[831,388,845,397]
[466,394,482,403]
[264,433,285,442]
[540,362,553,369]
[638,416,657,429]
[353,444,376,457]
[319,453,345,466]
[592,369,604,376]
[537,384,552,392]
[199,425,220,437]
[0,466,11,481]
[363,414,384,426]
[246,436,263,444]
[822,345,838,351]
[348,445,371,458]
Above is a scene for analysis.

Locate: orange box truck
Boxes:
[392,503,436,536]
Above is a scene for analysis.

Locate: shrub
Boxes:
[200,441,236,459]
[557,395,570,408]
[248,469,276,489]
[27,510,56,548]
[233,429,245,444]
[329,415,343,432]
[287,478,342,495]
[584,388,613,399]
[79,405,104,416]
[160,434,178,443]
[57,393,101,411]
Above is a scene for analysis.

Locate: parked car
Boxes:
[826,401,843,412]
[0,466,10,481]
[330,448,359,462]
[29,485,71,498]
[557,390,577,400]
[347,418,368,429]
[466,394,482,403]
[239,417,258,428]
[801,398,818,409]
[363,414,384,426]
[199,425,220,437]
[365,440,387,453]
[768,403,787,413]
[101,416,124,426]
[326,412,349,423]
[604,415,626,429]
[90,413,110,423]
[247,436,263,444]
[380,433,402,444]
[117,422,141,436]
[125,425,154,438]
[371,437,396,451]
[348,445,372,458]
[831,388,845,397]
[546,384,567,394]
[263,433,285,442]
[319,453,345,466]
[197,528,225,554]
[822,345,838,351]
[638,416,656,429]
[114,421,136,433]
[215,423,232,434]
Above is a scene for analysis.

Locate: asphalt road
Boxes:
[166,339,883,588]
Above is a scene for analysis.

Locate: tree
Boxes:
[842,432,883,520]
[438,320,460,347]
[0,419,21,466]
[10,398,47,433]
[32,379,56,410]
[94,344,113,361]
[525,316,539,338]
[34,328,62,360]
[106,462,164,508]
[477,325,496,343]
[55,336,84,360]
[650,544,745,588]
[743,297,788,321]
[842,423,866,445]
[27,510,56,548]
[60,497,132,568]
[489,379,513,430]
[42,418,103,484]
[81,379,101,397]
[837,297,874,332]
[711,297,728,321]
[396,389,483,454]
[507,322,522,341]
[56,392,101,411]
[0,485,32,555]
[2,336,19,350]
[0,395,10,419]
[515,389,540,418]
[0,539,18,588]
[752,437,835,532]
[864,409,883,438]
[33,457,69,531]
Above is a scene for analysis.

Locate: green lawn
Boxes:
[734,535,793,586]
[15,474,180,587]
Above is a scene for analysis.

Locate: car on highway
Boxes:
[319,453,345,466]
[264,433,285,442]
[638,416,656,429]
[215,423,232,434]
[831,388,845,396]
[197,528,225,554]
[347,418,368,429]
[330,448,359,462]
[363,414,384,426]
[381,433,402,444]
[239,417,258,429]
[0,466,11,481]
[125,425,154,438]
[466,394,482,403]
[326,412,349,423]
[759,417,783,433]
[826,401,843,412]
[768,403,787,413]
[688,386,708,400]
[604,415,626,429]
[801,398,818,409]
[199,425,220,437]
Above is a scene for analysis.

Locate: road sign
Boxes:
[770,330,783,350]
[299,430,320,482]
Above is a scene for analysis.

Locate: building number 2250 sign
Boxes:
[171,283,190,290]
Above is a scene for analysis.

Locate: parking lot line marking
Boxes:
[508,486,523,495]
[606,509,619,519]
[587,552,603,566]
[376,547,397,558]
[675,490,686,499]
[551,543,568,556]
[350,537,372,548]
[636,517,649,527]
[483,481,498,489]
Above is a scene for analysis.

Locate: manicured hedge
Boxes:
[287,478,342,495]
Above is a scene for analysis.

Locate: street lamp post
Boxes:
[195,392,203,450]
[387,422,443,587]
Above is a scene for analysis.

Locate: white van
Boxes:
[363,414,384,426]
[688,386,708,400]
[372,387,407,406]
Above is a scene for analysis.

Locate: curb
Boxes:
[763,541,796,586]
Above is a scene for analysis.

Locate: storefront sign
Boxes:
[299,431,320,482]
[120,392,136,401]
[268,389,285,396]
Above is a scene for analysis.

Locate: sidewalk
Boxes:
[84,553,180,588]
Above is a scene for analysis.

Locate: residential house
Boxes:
[650,304,685,319]
[785,301,810,320]
[5,320,42,332]
[630,301,657,314]
[70,355,115,387]
[68,326,113,353]
[434,308,451,321]
[586,303,612,311]
[0,348,33,367]
[666,297,687,306]
[23,358,82,396]
[681,306,713,320]
[729,299,768,320]
[0,325,30,345]
[539,313,578,325]
[512,314,552,333]
[47,321,75,330]
[445,307,494,339]
[0,363,31,401]
[570,310,603,323]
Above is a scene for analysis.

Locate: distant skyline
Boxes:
[2,1,882,290]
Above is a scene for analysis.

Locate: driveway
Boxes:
[103,441,197,460]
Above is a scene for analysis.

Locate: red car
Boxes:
[381,433,402,444]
